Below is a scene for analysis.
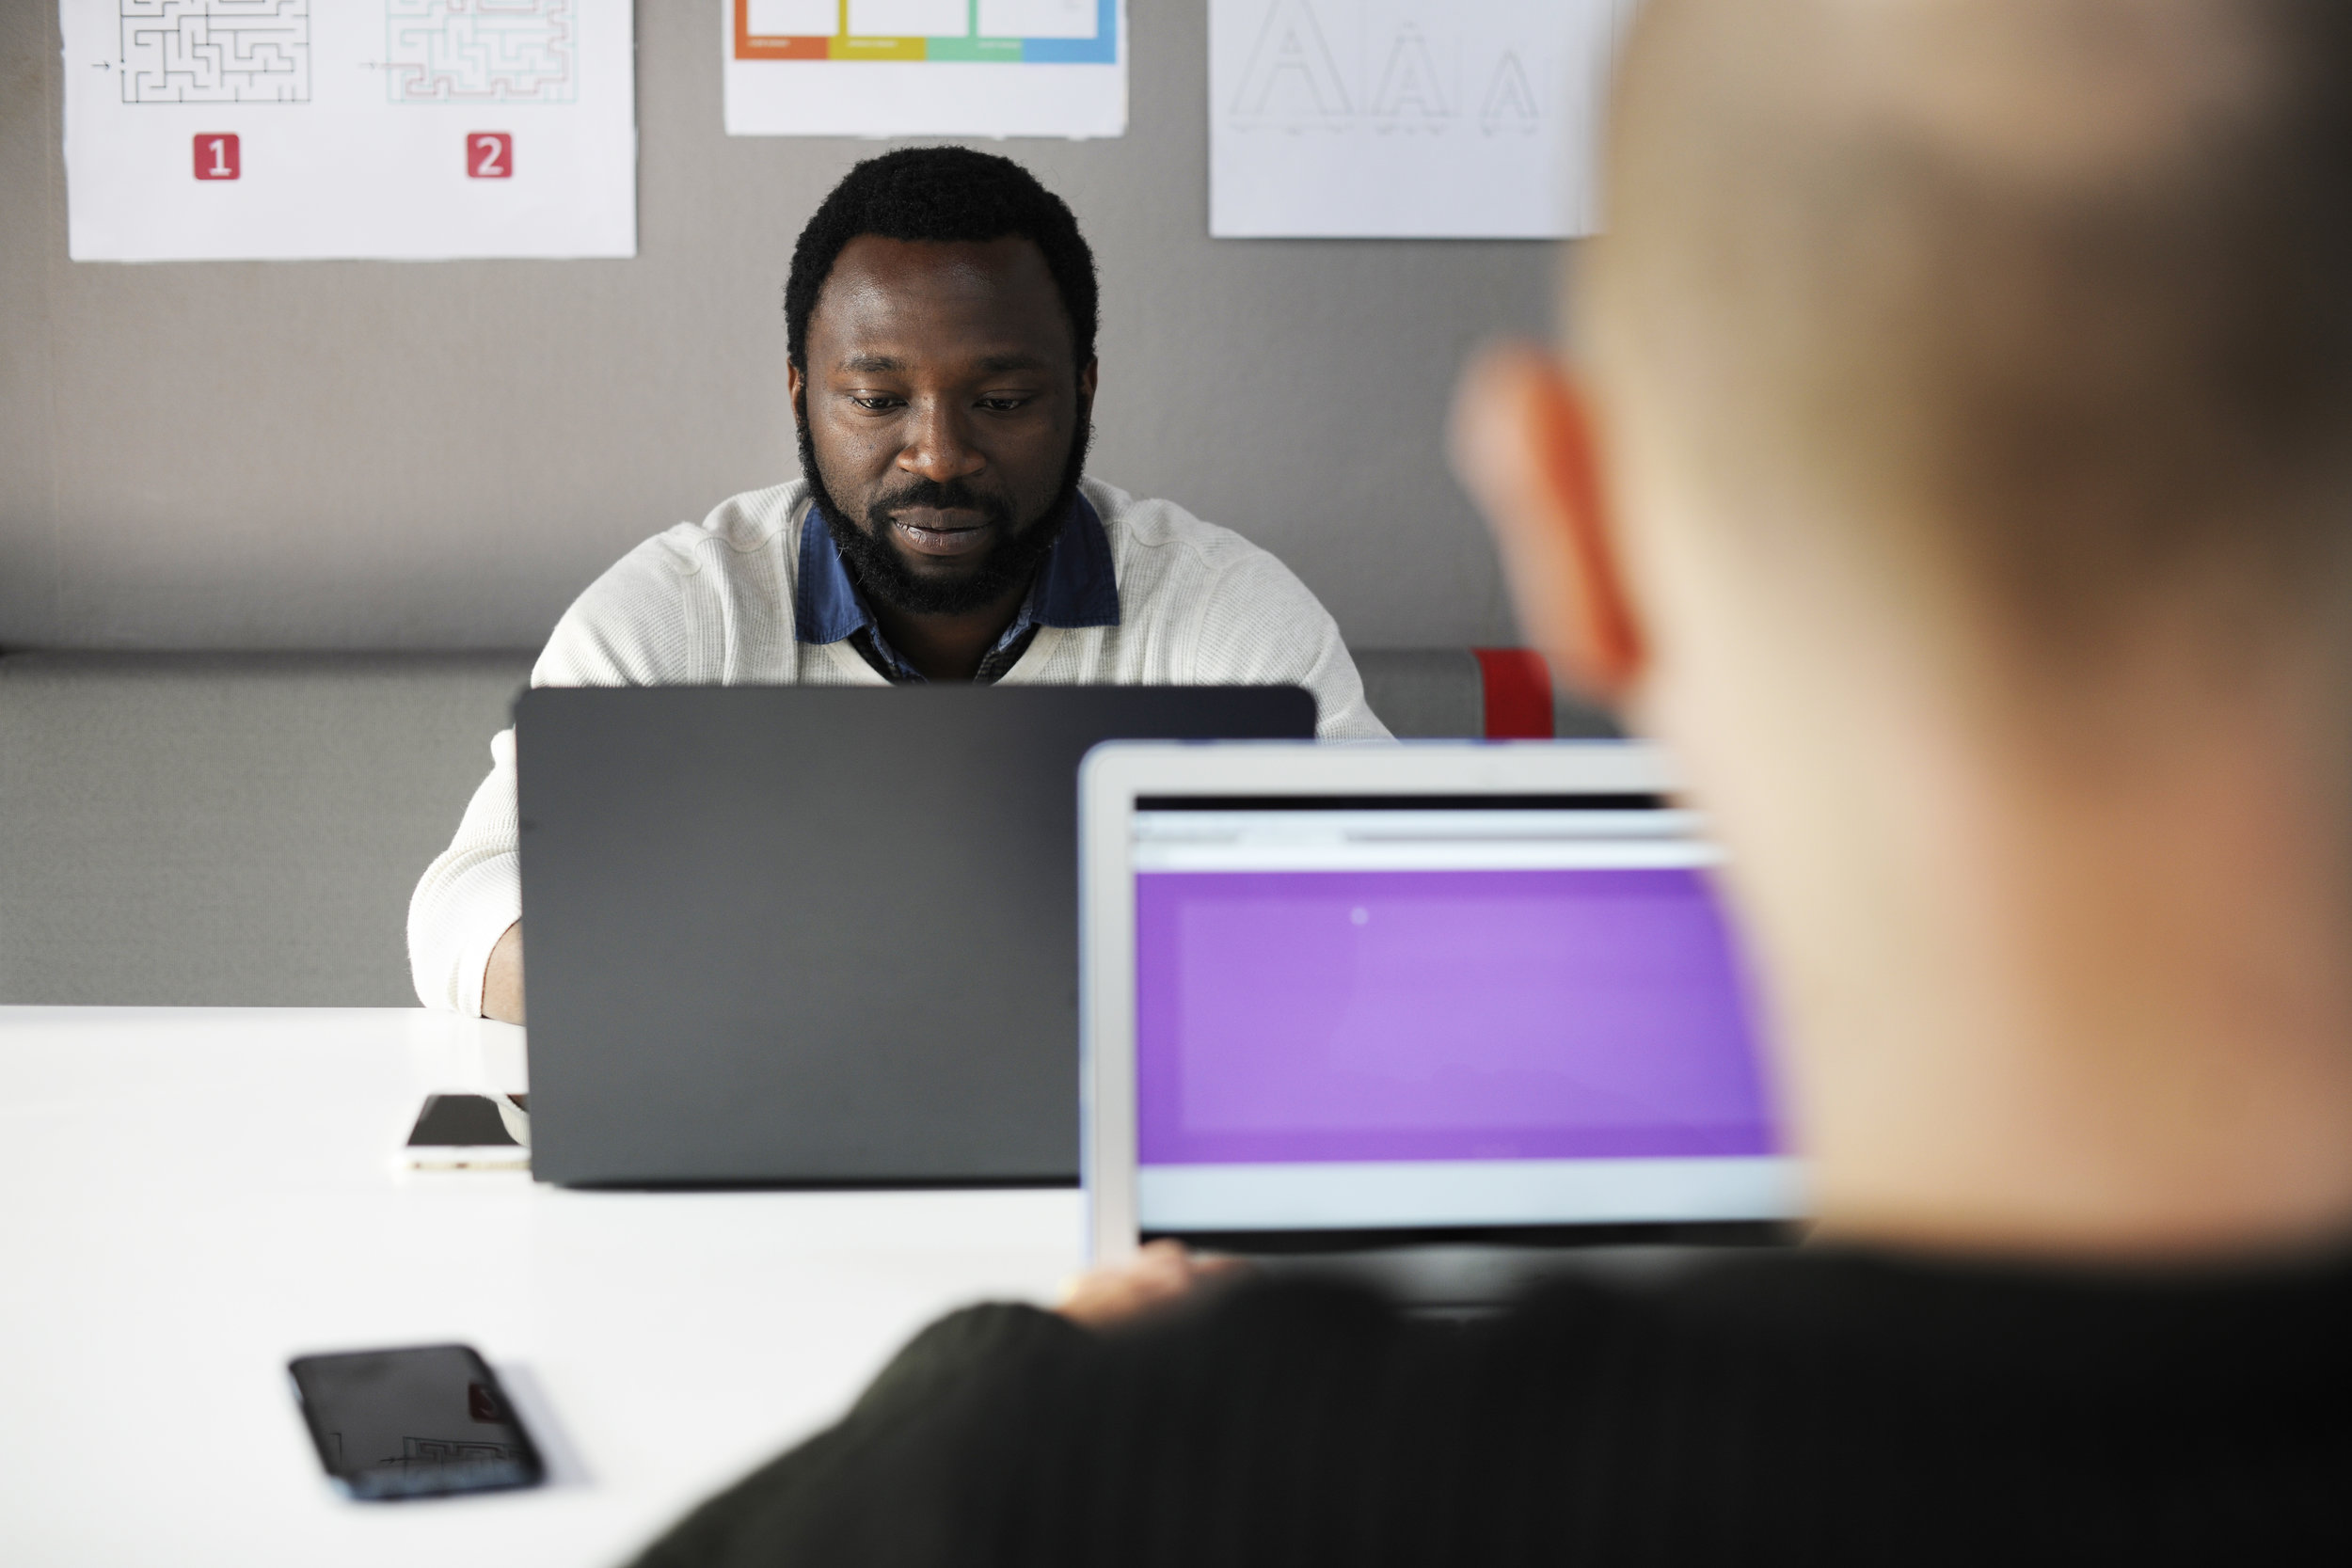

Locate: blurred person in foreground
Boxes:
[632,1,2352,1560]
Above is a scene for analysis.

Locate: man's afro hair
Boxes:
[785,146,1099,372]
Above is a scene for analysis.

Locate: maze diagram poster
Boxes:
[723,0,1124,138]
[1210,0,1638,239]
[62,2,636,261]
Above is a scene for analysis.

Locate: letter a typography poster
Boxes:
[1211,0,1639,238]
[724,0,1125,138]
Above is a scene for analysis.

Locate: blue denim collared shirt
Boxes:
[794,495,1121,683]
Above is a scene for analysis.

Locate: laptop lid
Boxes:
[1080,741,1804,1260]
[516,685,1315,1188]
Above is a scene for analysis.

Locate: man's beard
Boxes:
[796,399,1090,618]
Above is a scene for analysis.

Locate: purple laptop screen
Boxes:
[1135,867,1778,1166]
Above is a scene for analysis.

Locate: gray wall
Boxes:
[0,1,1556,655]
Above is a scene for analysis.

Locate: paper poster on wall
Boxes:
[62,2,636,261]
[723,0,1124,138]
[1210,0,1638,239]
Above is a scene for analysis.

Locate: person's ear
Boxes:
[1449,342,1645,706]
[787,361,805,425]
[1077,356,1099,413]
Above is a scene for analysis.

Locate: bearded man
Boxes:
[409,147,1388,1022]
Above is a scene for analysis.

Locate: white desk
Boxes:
[0,1007,1083,1567]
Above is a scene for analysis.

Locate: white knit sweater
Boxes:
[407,476,1392,1014]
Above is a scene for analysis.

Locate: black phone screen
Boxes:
[289,1344,545,1499]
[405,1093,524,1147]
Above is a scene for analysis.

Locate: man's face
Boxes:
[790,234,1097,616]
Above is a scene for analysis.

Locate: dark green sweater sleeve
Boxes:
[624,1302,1090,1568]
[626,1275,1646,1568]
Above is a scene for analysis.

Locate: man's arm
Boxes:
[407,725,527,1015]
[407,520,732,1015]
[623,1249,1216,1568]
[483,921,524,1024]
[624,1254,1596,1568]
[1189,548,1392,740]
[626,1303,1087,1568]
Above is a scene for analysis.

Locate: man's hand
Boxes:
[484,921,525,1024]
[1056,1239,1245,1331]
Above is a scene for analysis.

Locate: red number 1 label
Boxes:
[468,133,513,179]
[193,134,239,181]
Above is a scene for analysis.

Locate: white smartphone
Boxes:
[398,1092,530,1172]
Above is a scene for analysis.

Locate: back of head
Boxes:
[1545,0,2352,1260]
[1591,0,2352,661]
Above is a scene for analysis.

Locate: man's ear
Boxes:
[787,361,804,426]
[1449,342,1645,707]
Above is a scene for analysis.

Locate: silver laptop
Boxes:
[1079,740,1804,1305]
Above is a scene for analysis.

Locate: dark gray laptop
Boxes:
[515,685,1315,1188]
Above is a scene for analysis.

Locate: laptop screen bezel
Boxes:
[1078,739,1801,1262]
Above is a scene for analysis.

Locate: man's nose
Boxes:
[897,398,986,483]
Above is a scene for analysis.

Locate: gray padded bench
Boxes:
[0,649,1615,1007]
[1350,648,1619,742]
[0,653,535,1008]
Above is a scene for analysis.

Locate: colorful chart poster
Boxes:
[723,0,1125,138]
[61,1,636,261]
[1210,0,1638,239]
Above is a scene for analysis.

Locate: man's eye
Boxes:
[850,396,903,411]
[977,397,1032,413]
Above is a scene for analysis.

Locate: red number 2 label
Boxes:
[469,133,513,180]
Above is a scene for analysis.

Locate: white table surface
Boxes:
[0,1006,1084,1568]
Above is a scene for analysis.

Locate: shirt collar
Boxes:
[794,490,1120,647]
